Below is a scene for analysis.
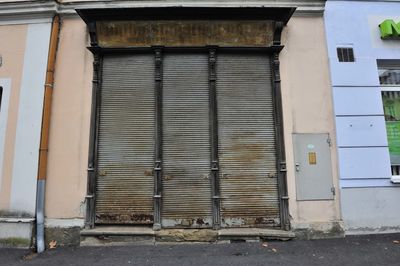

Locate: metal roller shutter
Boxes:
[217,53,280,227]
[96,54,155,224]
[162,53,212,228]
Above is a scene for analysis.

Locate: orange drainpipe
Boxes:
[36,14,60,253]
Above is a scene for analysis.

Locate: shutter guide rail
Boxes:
[209,47,221,229]
[271,49,290,230]
[85,52,103,228]
[153,47,164,230]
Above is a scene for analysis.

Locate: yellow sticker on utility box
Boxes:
[308,152,317,165]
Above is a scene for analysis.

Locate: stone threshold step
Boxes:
[219,228,295,239]
[81,226,295,242]
[81,226,155,236]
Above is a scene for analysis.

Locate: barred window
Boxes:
[337,47,355,62]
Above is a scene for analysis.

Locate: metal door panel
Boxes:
[293,133,334,200]
[96,54,155,224]
[217,53,280,227]
[162,53,212,228]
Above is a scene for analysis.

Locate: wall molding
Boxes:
[45,218,85,228]
[0,1,56,25]
[0,0,325,23]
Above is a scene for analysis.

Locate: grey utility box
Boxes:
[293,133,334,201]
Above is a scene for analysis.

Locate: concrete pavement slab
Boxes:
[1,233,400,266]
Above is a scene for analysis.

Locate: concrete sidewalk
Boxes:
[2,233,400,266]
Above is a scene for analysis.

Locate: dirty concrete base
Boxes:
[0,237,32,248]
[0,218,34,248]
[293,222,345,240]
[44,227,81,248]
[17,222,347,248]
[157,229,218,242]
[345,226,400,235]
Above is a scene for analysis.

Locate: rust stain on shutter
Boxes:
[217,53,280,227]
[162,53,213,228]
[96,54,155,224]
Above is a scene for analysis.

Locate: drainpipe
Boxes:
[36,15,60,253]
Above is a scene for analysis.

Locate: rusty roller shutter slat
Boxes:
[162,53,212,228]
[96,54,155,224]
[217,53,280,228]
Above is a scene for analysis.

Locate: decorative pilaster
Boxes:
[153,47,163,230]
[271,47,290,231]
[85,52,102,228]
[208,47,221,229]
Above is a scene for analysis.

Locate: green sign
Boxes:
[383,92,400,165]
[386,122,400,155]
[379,19,400,39]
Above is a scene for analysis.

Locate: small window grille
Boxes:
[337,47,355,62]
[392,165,400,176]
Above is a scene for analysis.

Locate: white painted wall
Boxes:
[9,23,51,215]
[325,0,400,232]
[0,78,11,193]
[325,1,400,189]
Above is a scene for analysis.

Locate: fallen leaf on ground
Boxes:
[393,240,400,244]
[22,253,37,261]
[49,240,57,249]
[272,248,277,253]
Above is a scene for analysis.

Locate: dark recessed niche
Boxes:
[0,86,3,112]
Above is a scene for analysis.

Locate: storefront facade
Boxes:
[79,7,294,231]
[0,0,343,248]
[325,0,400,234]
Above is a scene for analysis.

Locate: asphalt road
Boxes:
[2,233,400,266]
